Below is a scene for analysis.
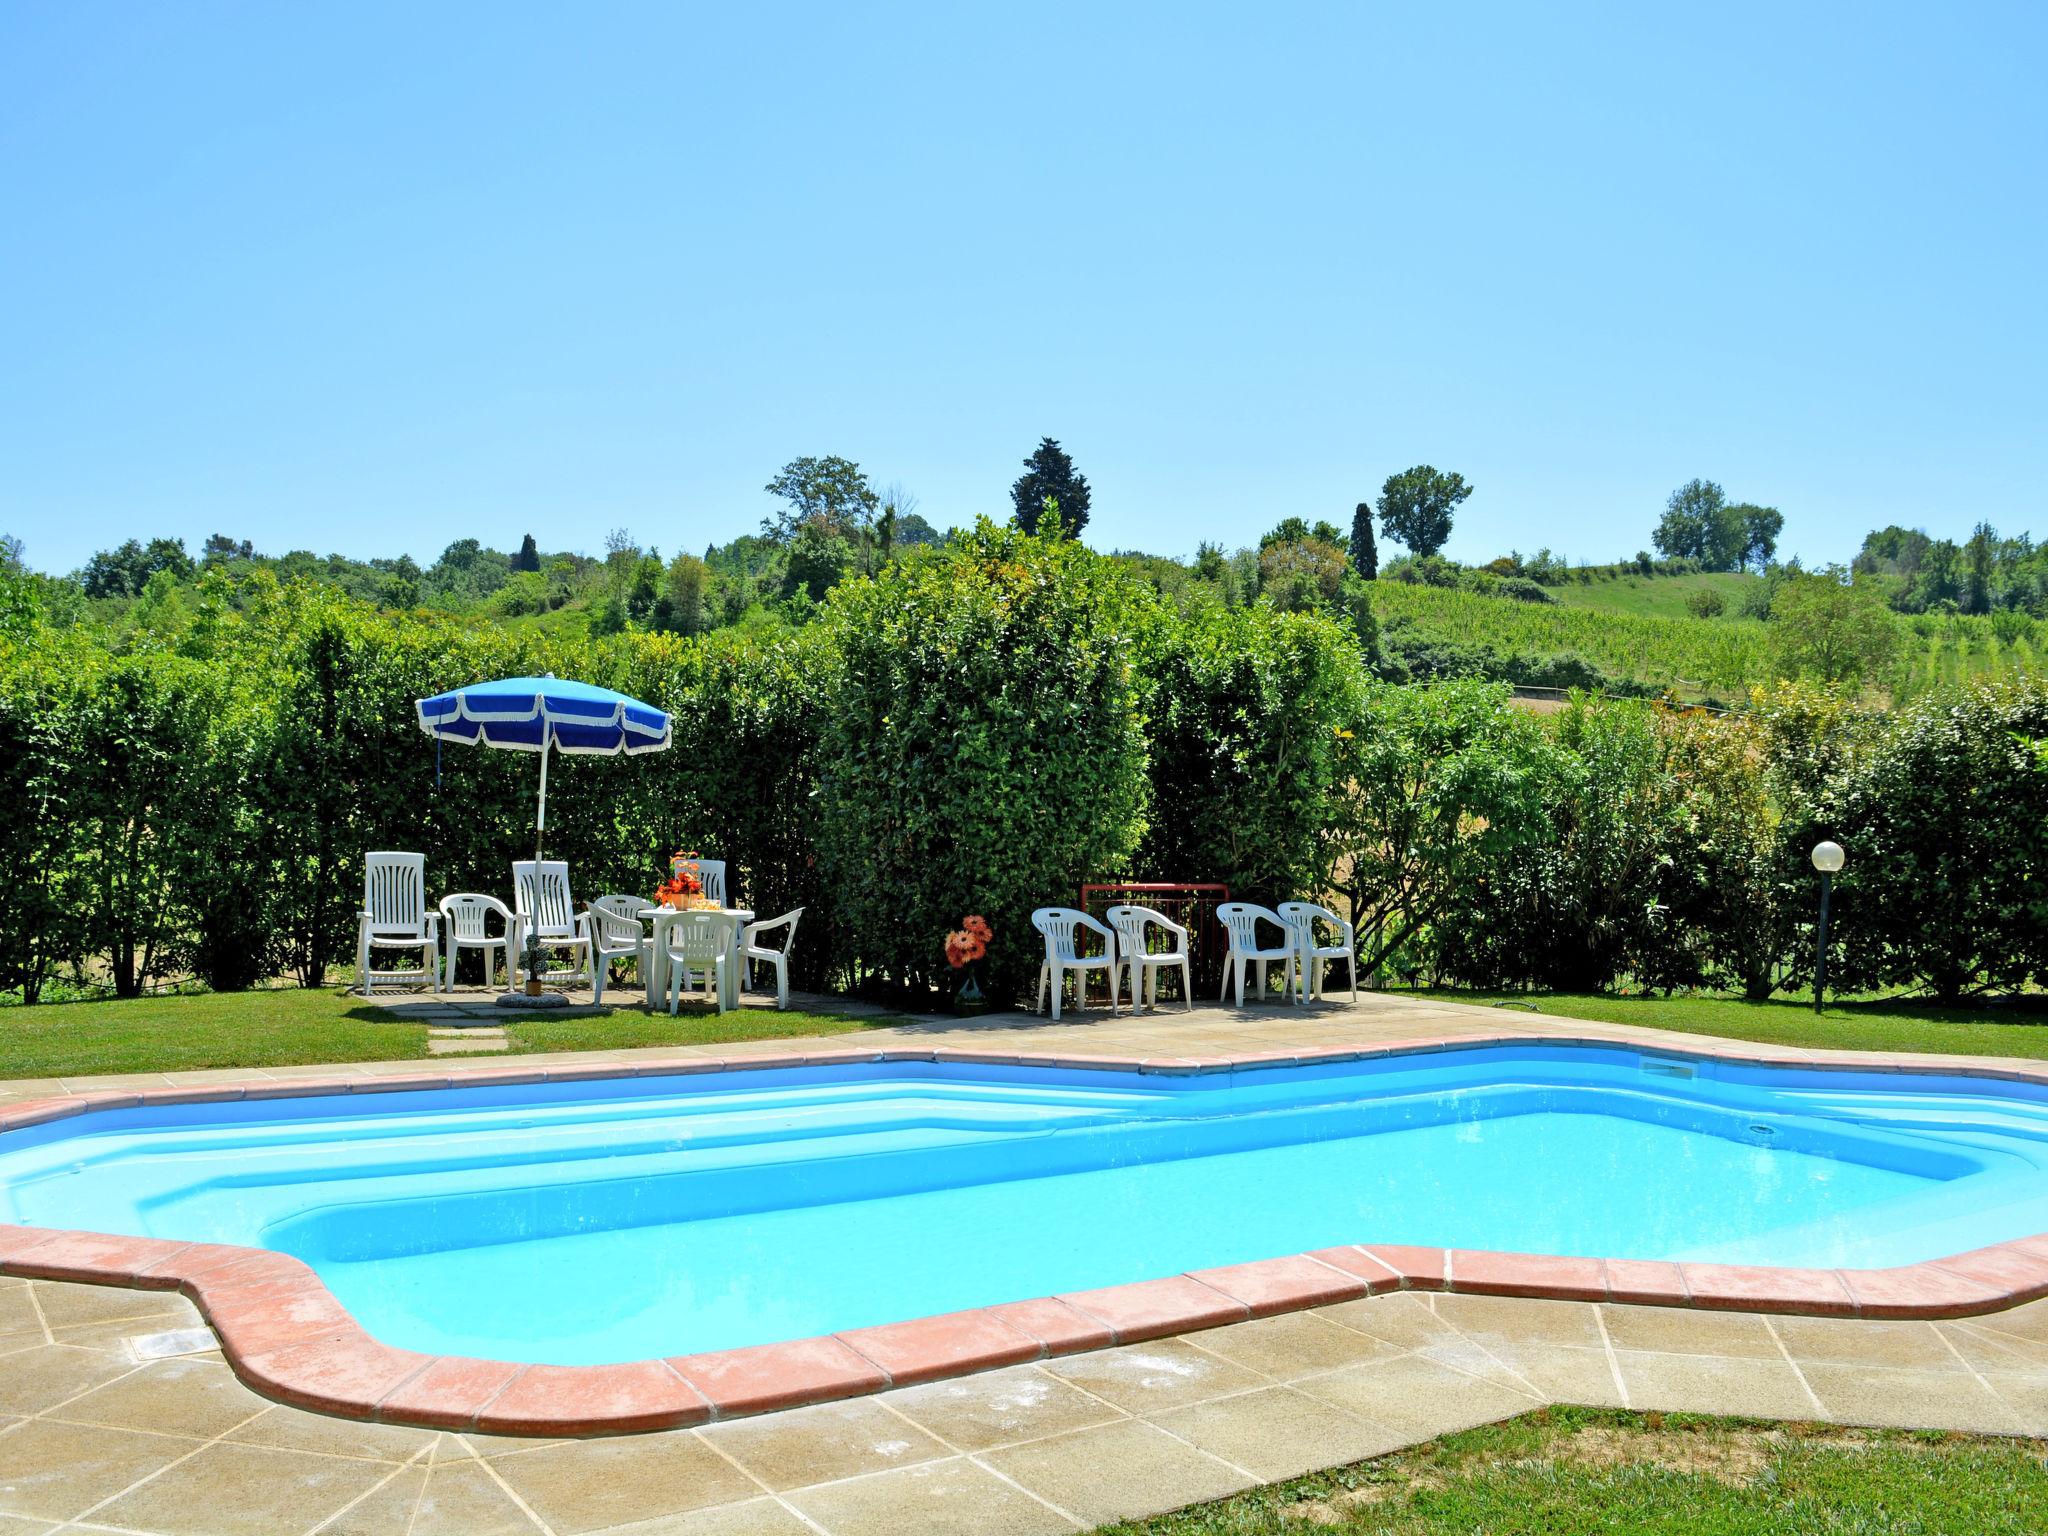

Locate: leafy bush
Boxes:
[1139,599,1362,905]
[815,520,1151,1002]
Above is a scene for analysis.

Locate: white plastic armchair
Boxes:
[511,860,598,998]
[589,895,653,996]
[1105,904,1193,1013]
[742,908,804,1010]
[358,852,440,995]
[1215,902,1297,1007]
[437,893,516,993]
[666,910,740,1016]
[1279,901,1360,1003]
[1032,907,1119,1021]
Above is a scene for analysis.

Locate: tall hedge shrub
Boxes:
[1137,600,1363,903]
[816,520,1151,1000]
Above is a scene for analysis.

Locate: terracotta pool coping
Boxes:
[5,1033,2048,1437]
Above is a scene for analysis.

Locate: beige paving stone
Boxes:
[29,1282,195,1333]
[1492,1344,1629,1408]
[405,1458,551,1535]
[0,1513,57,1534]
[1189,1312,1405,1381]
[1041,1339,1266,1414]
[1293,1352,1540,1440]
[88,1440,395,1536]
[49,1356,268,1439]
[583,1496,817,1535]
[225,1403,441,1462]
[458,1431,572,1458]
[0,1347,138,1417]
[0,1419,199,1523]
[1151,1387,1406,1482]
[701,1397,948,1493]
[1317,1293,1467,1352]
[1599,1304,1784,1360]
[881,1366,1124,1453]
[786,1454,1080,1536]
[1611,1350,1819,1421]
[1771,1316,1965,1371]
[1943,1316,2048,1369]
[316,1464,430,1536]
[1432,1292,1609,1351]
[1981,1372,2048,1435]
[980,1419,1255,1527]
[1800,1363,2022,1434]
[487,1432,762,1534]
[0,1288,39,1345]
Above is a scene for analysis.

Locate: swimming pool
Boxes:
[5,1043,2048,1367]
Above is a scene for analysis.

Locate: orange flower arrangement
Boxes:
[654,850,704,909]
[944,913,991,970]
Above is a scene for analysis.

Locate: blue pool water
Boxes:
[4,1045,2048,1365]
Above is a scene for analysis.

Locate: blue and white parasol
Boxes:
[415,674,670,857]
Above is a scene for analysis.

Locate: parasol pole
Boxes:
[535,725,551,861]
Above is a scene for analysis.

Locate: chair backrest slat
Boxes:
[668,911,739,962]
[591,895,648,947]
[1215,901,1286,949]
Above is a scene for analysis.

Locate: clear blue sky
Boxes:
[4,1,2043,576]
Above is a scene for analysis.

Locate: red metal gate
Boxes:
[1078,881,1231,1001]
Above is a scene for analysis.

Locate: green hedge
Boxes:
[4,539,2043,1010]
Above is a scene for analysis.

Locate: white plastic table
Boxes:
[637,905,753,1012]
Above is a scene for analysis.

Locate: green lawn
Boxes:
[1097,1408,2048,1535]
[0,986,878,1081]
[1429,987,2048,1061]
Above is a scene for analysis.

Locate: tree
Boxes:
[1010,438,1091,537]
[514,534,542,573]
[1767,567,1898,687]
[80,537,194,599]
[201,534,255,565]
[656,553,714,636]
[1350,503,1379,580]
[1733,504,1783,573]
[1376,466,1470,557]
[1653,479,1756,572]
[762,456,879,540]
[1257,534,1347,613]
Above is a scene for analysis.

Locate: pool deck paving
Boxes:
[3,989,2047,1533]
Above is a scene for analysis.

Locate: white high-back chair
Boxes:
[1031,907,1119,1021]
[692,859,728,907]
[511,860,599,998]
[1279,901,1360,1003]
[438,893,515,993]
[358,852,440,995]
[589,894,653,995]
[742,908,804,1010]
[1104,904,1193,1013]
[1215,902,1297,1008]
[667,910,740,1015]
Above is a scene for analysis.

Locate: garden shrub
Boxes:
[1138,599,1363,906]
[815,519,1151,1002]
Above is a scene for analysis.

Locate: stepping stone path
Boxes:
[428,1024,510,1053]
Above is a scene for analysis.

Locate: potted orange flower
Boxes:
[946,913,993,1014]
[654,850,705,910]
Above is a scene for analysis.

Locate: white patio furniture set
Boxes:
[357,851,802,1014]
[1031,900,1360,1019]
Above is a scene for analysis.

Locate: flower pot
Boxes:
[524,978,543,997]
[952,968,990,1016]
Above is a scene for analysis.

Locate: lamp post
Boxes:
[1811,840,1845,1014]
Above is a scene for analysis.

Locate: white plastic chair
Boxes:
[1215,902,1297,1007]
[511,860,599,999]
[437,893,516,993]
[589,894,653,995]
[1104,904,1193,1012]
[1031,907,1119,1021]
[667,910,740,1015]
[1279,901,1360,1003]
[357,852,440,995]
[692,859,728,907]
[742,908,804,1010]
